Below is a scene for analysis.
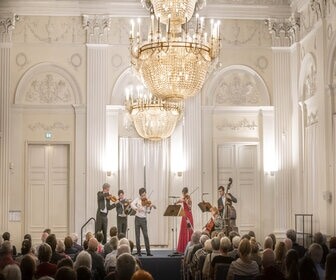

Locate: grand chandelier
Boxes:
[130,0,220,101]
[125,85,183,140]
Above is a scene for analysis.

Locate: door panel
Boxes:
[27,144,69,244]
[217,144,259,236]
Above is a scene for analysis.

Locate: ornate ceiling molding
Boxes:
[0,0,291,19]
[82,14,112,44]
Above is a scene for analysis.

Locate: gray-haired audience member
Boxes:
[228,235,241,260]
[2,264,21,280]
[286,229,306,258]
[74,250,92,271]
[116,253,137,280]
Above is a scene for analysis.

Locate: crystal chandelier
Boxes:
[125,85,183,140]
[130,0,220,101]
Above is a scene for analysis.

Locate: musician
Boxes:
[115,189,129,237]
[176,187,194,253]
[130,188,154,256]
[217,186,225,218]
[95,183,118,244]
[203,207,224,237]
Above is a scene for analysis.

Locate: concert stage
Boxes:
[137,250,183,280]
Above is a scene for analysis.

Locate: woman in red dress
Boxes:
[176,187,194,253]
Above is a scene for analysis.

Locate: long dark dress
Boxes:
[177,200,194,253]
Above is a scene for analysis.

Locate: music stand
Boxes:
[198,201,212,212]
[164,204,184,255]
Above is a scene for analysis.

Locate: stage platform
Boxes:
[136,250,183,280]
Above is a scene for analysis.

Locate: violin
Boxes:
[141,198,157,209]
[106,194,117,202]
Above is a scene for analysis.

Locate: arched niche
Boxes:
[110,67,143,105]
[203,65,270,106]
[298,52,317,101]
[15,63,82,105]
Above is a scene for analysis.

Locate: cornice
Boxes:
[0,0,292,19]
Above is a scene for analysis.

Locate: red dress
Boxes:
[177,200,194,253]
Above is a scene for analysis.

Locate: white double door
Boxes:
[26,144,69,243]
[217,144,260,237]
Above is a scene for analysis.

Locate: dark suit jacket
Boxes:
[97,191,115,213]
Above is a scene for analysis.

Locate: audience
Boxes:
[1,227,335,280]
[2,232,17,257]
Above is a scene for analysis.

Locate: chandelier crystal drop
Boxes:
[130,0,220,101]
[125,85,183,140]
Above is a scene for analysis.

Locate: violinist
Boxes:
[115,189,130,236]
[130,188,155,256]
[95,183,118,244]
[176,187,194,254]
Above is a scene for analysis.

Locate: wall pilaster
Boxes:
[183,93,202,230]
[267,16,300,235]
[83,15,112,219]
[0,14,17,232]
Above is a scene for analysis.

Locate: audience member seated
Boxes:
[57,257,74,270]
[329,236,336,254]
[257,248,284,280]
[104,236,119,273]
[284,238,293,251]
[56,239,70,260]
[104,227,118,257]
[226,238,259,280]
[83,232,94,251]
[114,253,137,280]
[74,250,92,271]
[286,229,306,259]
[274,241,287,275]
[76,265,93,280]
[2,232,17,257]
[71,233,83,253]
[15,239,38,265]
[46,234,66,265]
[20,254,36,280]
[308,243,325,280]
[87,237,106,280]
[35,243,57,279]
[285,249,299,280]
[55,266,76,280]
[250,238,261,269]
[263,237,273,251]
[210,237,233,280]
[1,263,21,280]
[313,232,328,269]
[64,236,78,260]
[325,252,336,280]
[228,236,241,260]
[268,234,276,250]
[299,255,319,280]
[0,240,17,270]
[130,269,154,280]
[185,231,202,266]
[202,237,221,279]
[96,232,104,254]
[190,235,210,279]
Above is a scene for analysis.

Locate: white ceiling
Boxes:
[0,0,296,19]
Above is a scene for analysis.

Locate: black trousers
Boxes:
[117,216,128,237]
[135,216,150,254]
[95,211,108,244]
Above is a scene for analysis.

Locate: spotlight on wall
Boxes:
[177,171,183,177]
[106,171,112,177]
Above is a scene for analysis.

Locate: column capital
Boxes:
[0,14,18,43]
[266,13,300,47]
[82,14,112,44]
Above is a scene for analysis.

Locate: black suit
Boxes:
[95,191,115,244]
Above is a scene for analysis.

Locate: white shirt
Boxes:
[131,197,150,218]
